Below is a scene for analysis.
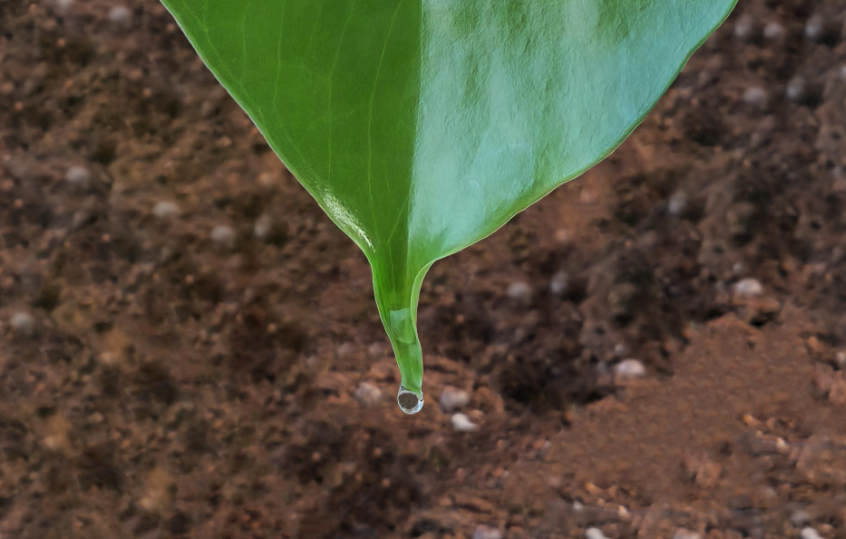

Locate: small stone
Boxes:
[801,527,822,539]
[613,343,628,357]
[507,282,532,303]
[108,6,132,25]
[472,525,502,539]
[668,192,687,216]
[55,0,74,13]
[840,65,846,80]
[805,16,824,41]
[71,209,92,229]
[791,510,811,527]
[734,16,754,41]
[615,359,646,379]
[550,271,569,296]
[807,336,824,353]
[354,382,383,407]
[336,342,356,358]
[786,78,805,102]
[65,166,91,187]
[732,262,745,276]
[835,352,845,369]
[554,229,573,244]
[253,214,273,239]
[10,312,35,334]
[153,201,180,219]
[585,527,609,539]
[734,278,763,297]
[440,386,470,412]
[211,225,235,245]
[451,413,478,432]
[673,529,701,539]
[743,87,768,108]
[835,167,846,191]
[580,189,598,204]
[764,22,785,40]
[367,342,387,359]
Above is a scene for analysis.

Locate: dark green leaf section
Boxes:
[161,0,426,393]
[161,0,736,407]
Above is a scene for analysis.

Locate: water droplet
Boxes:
[397,385,423,414]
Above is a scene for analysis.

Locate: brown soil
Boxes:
[2,1,846,538]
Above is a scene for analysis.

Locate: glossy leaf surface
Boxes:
[161,0,737,412]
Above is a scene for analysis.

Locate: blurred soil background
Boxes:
[2,0,846,538]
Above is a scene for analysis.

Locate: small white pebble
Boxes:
[367,342,386,359]
[153,201,180,219]
[211,225,235,245]
[580,189,598,204]
[108,5,132,25]
[673,529,701,539]
[786,77,805,101]
[764,22,785,40]
[732,262,745,276]
[614,343,628,357]
[43,434,65,451]
[507,282,532,303]
[10,312,35,334]
[836,351,846,369]
[615,359,646,379]
[65,166,91,186]
[734,16,754,41]
[451,413,478,432]
[354,382,382,407]
[554,228,573,244]
[760,486,778,500]
[439,386,470,412]
[805,16,824,41]
[743,87,768,108]
[585,527,609,539]
[791,510,811,526]
[72,209,92,229]
[336,342,355,358]
[734,278,763,297]
[472,525,502,539]
[801,527,822,539]
[550,271,569,296]
[253,215,273,239]
[55,0,75,13]
[668,192,687,216]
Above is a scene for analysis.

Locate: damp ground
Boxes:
[2,0,846,538]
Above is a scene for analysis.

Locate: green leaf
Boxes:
[161,0,736,413]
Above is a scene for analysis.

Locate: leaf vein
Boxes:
[367,0,405,250]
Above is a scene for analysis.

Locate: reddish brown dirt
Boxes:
[2,1,846,538]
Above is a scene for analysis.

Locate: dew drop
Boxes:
[397,385,424,414]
